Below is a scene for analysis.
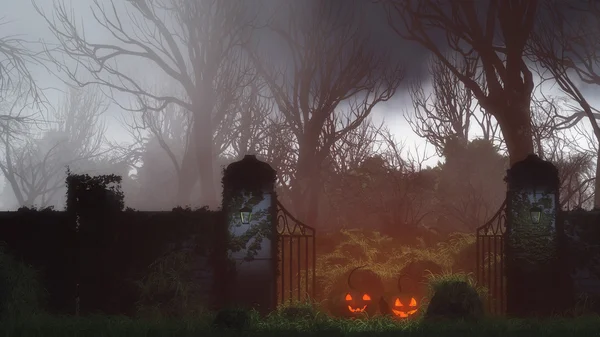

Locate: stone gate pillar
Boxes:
[221,155,278,314]
[505,154,570,316]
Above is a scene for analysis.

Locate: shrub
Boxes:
[423,272,484,321]
[0,243,47,320]
[315,229,476,307]
[134,249,207,319]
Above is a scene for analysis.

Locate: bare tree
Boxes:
[356,132,437,236]
[530,96,562,159]
[319,118,386,228]
[525,92,595,209]
[118,90,191,209]
[555,151,595,210]
[0,86,107,208]
[260,113,298,202]
[225,79,276,159]
[559,121,597,209]
[327,118,385,174]
[250,1,403,225]
[35,0,256,207]
[529,0,600,207]
[383,0,538,165]
[407,52,502,155]
[0,20,50,105]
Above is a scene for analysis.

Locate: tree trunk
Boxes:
[193,112,218,208]
[304,177,321,226]
[494,104,535,166]
[594,147,600,209]
[293,139,321,226]
[176,144,198,207]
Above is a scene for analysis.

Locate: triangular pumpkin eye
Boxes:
[409,298,417,306]
[345,294,352,301]
[362,294,371,301]
[394,298,403,306]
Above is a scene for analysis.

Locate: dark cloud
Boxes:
[247,0,433,100]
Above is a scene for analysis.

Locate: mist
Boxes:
[0,0,593,237]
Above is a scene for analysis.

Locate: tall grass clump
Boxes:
[423,272,485,321]
[0,242,47,321]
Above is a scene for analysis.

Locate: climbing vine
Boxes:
[507,189,557,269]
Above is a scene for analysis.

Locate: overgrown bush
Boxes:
[423,272,484,321]
[0,243,47,320]
[135,249,207,319]
[314,229,476,303]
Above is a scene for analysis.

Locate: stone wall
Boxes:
[563,210,600,302]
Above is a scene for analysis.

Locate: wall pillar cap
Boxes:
[222,154,277,194]
[505,154,559,191]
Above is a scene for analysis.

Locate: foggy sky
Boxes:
[6,1,596,94]
[0,0,598,156]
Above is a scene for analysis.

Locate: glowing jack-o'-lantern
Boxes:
[328,265,382,317]
[345,292,372,313]
[391,296,418,318]
[380,275,420,319]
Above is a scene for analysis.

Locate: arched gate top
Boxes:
[276,201,315,237]
[476,199,507,236]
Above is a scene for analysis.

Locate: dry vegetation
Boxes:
[312,229,476,301]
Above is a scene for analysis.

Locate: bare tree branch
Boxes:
[382,0,538,165]
[35,0,257,207]
[529,0,600,207]
[249,0,404,225]
[407,52,491,156]
[0,86,108,208]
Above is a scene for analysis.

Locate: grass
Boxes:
[0,243,47,321]
[4,312,600,337]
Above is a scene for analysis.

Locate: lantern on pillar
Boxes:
[530,187,542,225]
[529,205,542,225]
[222,154,279,314]
[240,206,252,224]
[504,154,565,316]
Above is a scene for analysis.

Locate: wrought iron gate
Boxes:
[476,200,507,315]
[275,201,316,305]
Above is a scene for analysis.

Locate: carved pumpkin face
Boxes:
[379,274,420,319]
[390,296,418,318]
[327,265,383,317]
[344,291,372,314]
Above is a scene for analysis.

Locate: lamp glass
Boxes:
[240,207,252,224]
[529,205,542,225]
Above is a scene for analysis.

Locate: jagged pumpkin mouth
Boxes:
[347,305,367,313]
[391,298,418,318]
[392,308,418,318]
[345,292,371,314]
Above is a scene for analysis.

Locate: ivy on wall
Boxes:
[507,190,558,269]
[221,155,277,262]
[65,167,124,220]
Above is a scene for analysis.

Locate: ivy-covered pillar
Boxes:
[505,154,571,316]
[221,155,278,314]
[65,171,125,315]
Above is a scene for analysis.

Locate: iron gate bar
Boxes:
[297,236,301,300]
[289,235,292,301]
[476,200,507,315]
[280,233,285,302]
[275,200,316,304]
